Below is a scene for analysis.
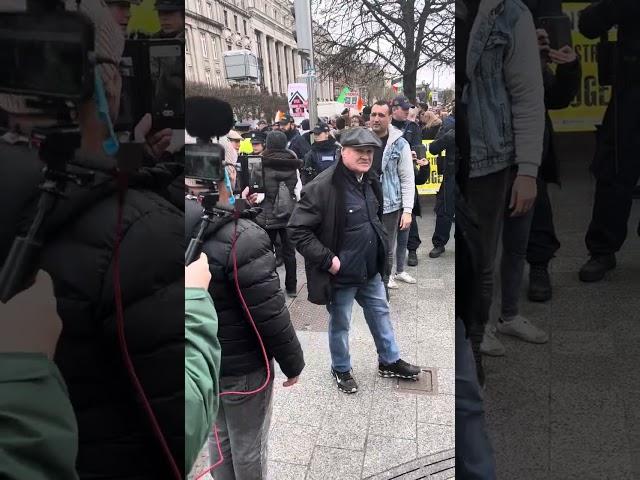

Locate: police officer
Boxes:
[243,131,266,155]
[105,0,140,35]
[154,0,185,39]
[578,0,640,282]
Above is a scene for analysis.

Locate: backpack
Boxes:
[272,181,295,221]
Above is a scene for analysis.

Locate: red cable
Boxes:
[195,218,272,480]
[113,174,182,480]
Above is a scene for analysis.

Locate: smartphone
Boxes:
[539,16,572,51]
[0,11,94,101]
[246,156,265,193]
[149,41,184,130]
[413,144,427,161]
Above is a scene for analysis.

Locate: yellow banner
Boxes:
[549,2,616,132]
[417,140,443,195]
[128,0,160,34]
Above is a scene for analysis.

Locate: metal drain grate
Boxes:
[394,368,437,395]
[364,449,455,480]
[288,284,330,332]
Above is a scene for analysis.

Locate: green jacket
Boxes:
[185,287,221,474]
[0,353,79,480]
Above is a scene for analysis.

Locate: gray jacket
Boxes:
[463,0,544,178]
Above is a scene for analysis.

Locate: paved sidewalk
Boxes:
[190,196,455,479]
[484,133,640,479]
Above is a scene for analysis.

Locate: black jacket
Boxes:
[185,200,304,379]
[288,161,387,305]
[301,138,340,184]
[288,130,312,160]
[0,144,185,479]
[255,148,302,230]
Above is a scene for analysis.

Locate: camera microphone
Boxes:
[185,96,234,142]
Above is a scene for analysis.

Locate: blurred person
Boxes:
[0,1,186,477]
[279,113,299,147]
[334,116,347,143]
[255,131,302,298]
[257,119,269,132]
[460,0,545,366]
[154,0,185,38]
[369,101,416,291]
[185,164,304,479]
[288,128,420,394]
[105,0,139,34]
[248,131,266,155]
[577,0,640,282]
[350,115,364,127]
[421,110,442,140]
[227,130,242,153]
[289,118,312,160]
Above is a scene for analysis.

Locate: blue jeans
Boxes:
[456,317,496,479]
[326,274,401,372]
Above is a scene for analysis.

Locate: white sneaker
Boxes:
[387,277,399,289]
[497,315,548,344]
[480,326,505,356]
[394,271,416,284]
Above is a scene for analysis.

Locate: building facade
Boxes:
[186,0,335,101]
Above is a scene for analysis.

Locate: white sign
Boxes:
[287,83,309,124]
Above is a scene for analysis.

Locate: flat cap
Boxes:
[339,127,382,149]
[226,130,242,141]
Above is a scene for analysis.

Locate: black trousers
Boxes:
[527,177,560,266]
[267,228,297,291]
[585,87,640,256]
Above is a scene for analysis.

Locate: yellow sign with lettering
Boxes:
[417,140,444,195]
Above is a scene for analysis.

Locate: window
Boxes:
[196,0,201,14]
[201,33,208,58]
[223,10,228,27]
[234,15,238,32]
[243,19,247,36]
[207,2,212,19]
[212,35,218,59]
[205,71,212,87]
[185,29,190,53]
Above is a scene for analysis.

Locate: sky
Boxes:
[417,65,455,90]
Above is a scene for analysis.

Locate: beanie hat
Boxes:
[266,131,288,150]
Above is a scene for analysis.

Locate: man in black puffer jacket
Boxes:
[0,4,185,479]
[185,173,304,479]
[301,122,340,184]
[288,127,420,395]
[255,131,303,297]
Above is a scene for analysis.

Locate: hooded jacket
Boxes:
[255,148,303,230]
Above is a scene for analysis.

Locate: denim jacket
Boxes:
[463,0,544,178]
[380,126,415,214]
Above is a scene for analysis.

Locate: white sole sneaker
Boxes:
[480,327,506,356]
[394,272,417,284]
[497,316,548,344]
[387,278,399,289]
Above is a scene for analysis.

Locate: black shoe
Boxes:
[286,288,297,298]
[579,254,616,282]
[528,264,552,302]
[429,245,445,258]
[407,250,418,266]
[378,359,421,380]
[331,368,358,394]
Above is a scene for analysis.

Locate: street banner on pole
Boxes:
[287,83,309,124]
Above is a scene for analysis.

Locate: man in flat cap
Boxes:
[288,127,421,394]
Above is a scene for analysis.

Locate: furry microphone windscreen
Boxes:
[185,96,234,141]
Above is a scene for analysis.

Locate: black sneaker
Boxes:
[331,368,358,394]
[528,264,552,302]
[429,245,445,258]
[579,254,616,283]
[407,250,418,266]
[378,359,421,380]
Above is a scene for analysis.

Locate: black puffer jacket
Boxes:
[0,144,185,479]
[185,199,305,378]
[255,148,302,230]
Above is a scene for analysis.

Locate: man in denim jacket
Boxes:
[461,0,545,361]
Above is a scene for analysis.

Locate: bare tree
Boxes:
[313,0,454,103]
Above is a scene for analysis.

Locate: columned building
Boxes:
[186,0,335,101]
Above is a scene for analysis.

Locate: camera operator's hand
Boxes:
[282,376,299,387]
[241,187,260,206]
[509,175,537,217]
[549,45,577,65]
[134,113,172,161]
[328,256,341,275]
[0,271,61,360]
[185,253,211,290]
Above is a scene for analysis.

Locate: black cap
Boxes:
[155,0,184,11]
[341,108,349,115]
[313,122,330,134]
[391,95,413,110]
[245,131,266,144]
[339,127,382,149]
[234,121,252,132]
[300,119,310,130]
[278,113,295,125]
